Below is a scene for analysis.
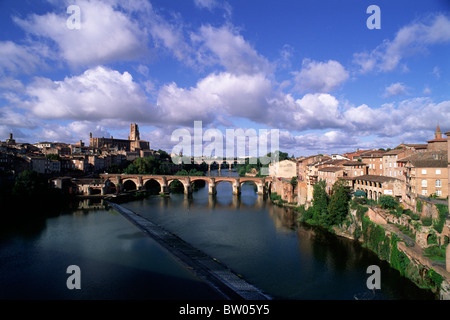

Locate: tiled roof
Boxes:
[351,174,400,183]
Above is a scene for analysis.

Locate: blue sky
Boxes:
[0,0,449,156]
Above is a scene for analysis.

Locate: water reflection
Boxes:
[122,171,436,300]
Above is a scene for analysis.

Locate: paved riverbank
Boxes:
[106,201,271,300]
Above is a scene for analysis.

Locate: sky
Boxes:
[0,0,449,157]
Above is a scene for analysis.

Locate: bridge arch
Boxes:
[144,179,162,194]
[240,180,258,193]
[123,179,137,192]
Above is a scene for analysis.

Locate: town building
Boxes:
[360,150,386,176]
[382,148,414,179]
[427,125,448,152]
[268,159,297,178]
[318,166,345,195]
[353,175,403,202]
[402,150,448,206]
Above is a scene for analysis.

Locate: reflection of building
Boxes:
[89,123,150,153]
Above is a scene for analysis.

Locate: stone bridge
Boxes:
[99,174,272,196]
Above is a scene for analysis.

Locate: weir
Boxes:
[106,201,271,300]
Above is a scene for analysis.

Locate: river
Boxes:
[0,169,436,300]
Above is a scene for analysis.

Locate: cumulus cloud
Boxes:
[192,25,273,75]
[24,66,153,122]
[13,0,149,68]
[383,82,409,98]
[353,14,450,73]
[0,41,48,75]
[156,72,273,126]
[293,59,349,93]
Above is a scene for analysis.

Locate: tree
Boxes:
[327,180,351,226]
[290,176,298,193]
[309,180,330,226]
[378,195,397,209]
[12,170,51,198]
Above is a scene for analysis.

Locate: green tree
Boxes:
[310,180,330,226]
[290,176,298,193]
[327,180,351,226]
[378,195,397,209]
[12,170,51,198]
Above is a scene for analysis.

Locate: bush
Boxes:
[416,199,423,213]
[421,216,433,226]
[351,196,366,209]
[433,204,448,233]
[378,195,397,209]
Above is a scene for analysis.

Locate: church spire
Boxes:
[435,124,442,139]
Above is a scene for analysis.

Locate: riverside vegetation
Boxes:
[270,179,449,299]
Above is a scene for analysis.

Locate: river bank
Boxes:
[270,197,450,300]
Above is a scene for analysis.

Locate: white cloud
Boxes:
[383,82,409,98]
[24,66,153,122]
[0,107,39,129]
[194,0,232,18]
[0,41,48,75]
[354,14,450,73]
[192,25,273,75]
[13,0,150,67]
[156,72,273,126]
[293,59,349,93]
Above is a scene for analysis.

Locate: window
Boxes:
[389,163,392,168]
[436,190,442,197]
[422,169,427,175]
[422,189,428,196]
[422,180,427,187]
[436,179,441,187]
[380,164,382,169]
[436,169,441,175]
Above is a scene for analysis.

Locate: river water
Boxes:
[0,170,436,300]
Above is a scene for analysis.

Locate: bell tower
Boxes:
[129,123,140,141]
[435,124,442,140]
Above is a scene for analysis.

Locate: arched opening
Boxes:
[123,180,137,192]
[169,179,184,194]
[443,236,449,246]
[91,188,102,195]
[427,233,438,246]
[191,179,207,191]
[369,190,372,200]
[144,179,161,194]
[241,180,258,194]
[107,181,117,194]
[215,180,233,194]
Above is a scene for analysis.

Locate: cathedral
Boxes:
[89,123,150,152]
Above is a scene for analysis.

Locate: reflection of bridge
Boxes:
[99,174,272,195]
